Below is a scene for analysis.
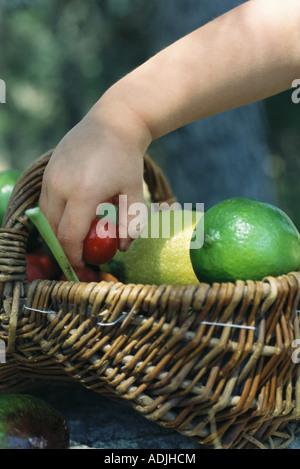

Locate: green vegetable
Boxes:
[0,394,69,449]
[0,169,21,226]
[25,207,79,282]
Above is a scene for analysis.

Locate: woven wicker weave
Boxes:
[0,148,300,449]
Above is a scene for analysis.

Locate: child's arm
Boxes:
[39,0,300,268]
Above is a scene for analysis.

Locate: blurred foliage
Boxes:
[0,0,299,228]
[265,91,300,229]
[0,0,154,170]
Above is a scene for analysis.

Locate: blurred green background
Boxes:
[0,0,154,168]
[0,0,299,227]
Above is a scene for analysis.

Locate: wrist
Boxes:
[90,85,153,155]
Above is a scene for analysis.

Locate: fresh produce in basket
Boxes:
[26,251,117,283]
[0,394,69,449]
[82,214,119,265]
[107,208,202,286]
[98,270,118,283]
[25,207,118,283]
[25,254,49,282]
[190,196,300,283]
[60,266,118,282]
[0,168,21,226]
[30,248,61,279]
[26,249,61,282]
[60,264,100,282]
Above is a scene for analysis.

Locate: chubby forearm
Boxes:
[40,0,300,266]
[96,0,300,142]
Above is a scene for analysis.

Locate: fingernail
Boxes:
[122,240,133,252]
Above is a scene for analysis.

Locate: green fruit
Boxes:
[0,394,69,449]
[111,209,202,286]
[0,169,21,226]
[190,197,300,283]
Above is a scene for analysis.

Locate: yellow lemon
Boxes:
[109,209,202,286]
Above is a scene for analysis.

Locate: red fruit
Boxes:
[60,265,100,283]
[27,251,60,279]
[32,249,60,278]
[82,216,119,265]
[26,255,48,282]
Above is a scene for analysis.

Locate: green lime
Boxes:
[190,197,300,283]
[111,209,202,286]
[0,169,21,226]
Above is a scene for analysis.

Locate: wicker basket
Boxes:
[0,148,300,449]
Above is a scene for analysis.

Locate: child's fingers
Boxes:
[118,185,146,252]
[56,199,96,268]
[39,186,65,237]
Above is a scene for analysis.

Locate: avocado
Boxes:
[0,394,69,449]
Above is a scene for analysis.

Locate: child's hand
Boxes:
[39,95,151,268]
[40,0,300,269]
